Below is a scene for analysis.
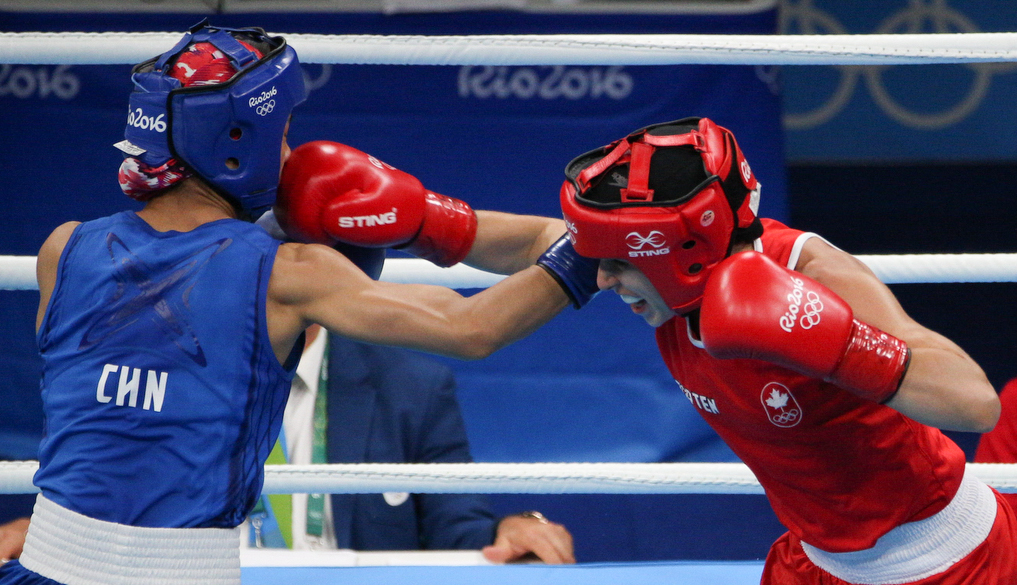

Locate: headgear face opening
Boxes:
[117,20,307,217]
[560,117,763,315]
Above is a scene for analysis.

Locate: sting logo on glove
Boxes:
[337,208,398,229]
[277,141,478,267]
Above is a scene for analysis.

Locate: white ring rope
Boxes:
[3,32,1017,66]
[0,461,1014,495]
[2,254,1017,291]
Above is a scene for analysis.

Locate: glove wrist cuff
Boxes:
[398,192,477,267]
[536,236,600,309]
[828,320,911,403]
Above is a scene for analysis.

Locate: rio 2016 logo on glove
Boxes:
[367,155,398,172]
[779,276,824,333]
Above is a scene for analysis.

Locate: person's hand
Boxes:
[482,511,575,564]
[0,517,30,562]
[276,140,478,267]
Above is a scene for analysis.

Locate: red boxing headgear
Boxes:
[560,117,762,315]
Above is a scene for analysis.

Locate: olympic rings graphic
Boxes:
[255,100,275,116]
[799,290,823,329]
[781,0,1017,130]
[772,409,801,425]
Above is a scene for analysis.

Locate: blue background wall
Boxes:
[780,0,1017,162]
[2,0,1016,564]
[0,6,788,562]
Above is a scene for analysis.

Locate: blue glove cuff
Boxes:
[537,236,600,309]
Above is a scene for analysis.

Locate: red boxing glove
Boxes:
[699,252,910,403]
[276,141,478,267]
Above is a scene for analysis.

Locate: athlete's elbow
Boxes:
[967,391,1000,434]
[455,336,502,361]
[454,346,497,361]
[448,326,506,361]
[952,384,1001,433]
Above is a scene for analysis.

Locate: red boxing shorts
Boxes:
[761,489,1017,585]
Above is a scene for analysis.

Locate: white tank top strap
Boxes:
[800,468,997,585]
[756,230,837,271]
[19,494,241,585]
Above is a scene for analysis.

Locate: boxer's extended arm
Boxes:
[464,211,565,274]
[466,212,599,308]
[267,242,569,363]
[278,141,569,275]
[797,238,998,432]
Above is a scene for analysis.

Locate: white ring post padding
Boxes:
[0,461,37,495]
[0,256,37,290]
[0,461,1014,495]
[2,254,1017,291]
[4,32,1017,66]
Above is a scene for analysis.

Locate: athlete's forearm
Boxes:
[465,211,565,275]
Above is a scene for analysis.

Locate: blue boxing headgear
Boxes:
[116,20,307,217]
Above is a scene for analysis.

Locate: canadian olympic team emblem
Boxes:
[760,382,802,428]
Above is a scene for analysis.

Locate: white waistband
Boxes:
[801,469,997,585]
[19,494,241,585]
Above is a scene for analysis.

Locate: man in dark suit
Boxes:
[245,324,575,563]
[325,330,574,560]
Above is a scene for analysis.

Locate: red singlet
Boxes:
[656,219,965,553]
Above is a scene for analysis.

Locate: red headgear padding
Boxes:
[560,117,762,315]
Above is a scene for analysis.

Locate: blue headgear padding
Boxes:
[121,21,307,216]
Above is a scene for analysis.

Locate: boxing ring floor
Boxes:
[241,559,764,585]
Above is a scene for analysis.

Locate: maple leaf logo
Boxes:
[765,389,788,410]
[760,382,802,428]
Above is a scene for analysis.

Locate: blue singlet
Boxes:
[33,211,299,529]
